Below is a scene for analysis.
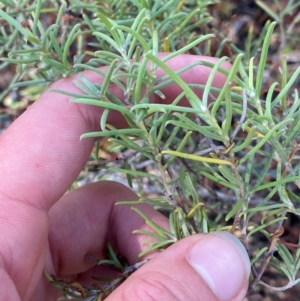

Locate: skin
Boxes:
[0,54,248,301]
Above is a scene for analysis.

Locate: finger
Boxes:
[32,181,169,300]
[48,181,169,276]
[0,54,231,211]
[107,232,251,301]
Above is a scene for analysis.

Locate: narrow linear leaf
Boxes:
[162,150,233,166]
[211,53,242,117]
[0,8,28,39]
[240,118,293,163]
[105,166,160,180]
[248,216,287,237]
[252,176,300,192]
[112,25,150,51]
[132,207,174,238]
[70,98,131,116]
[163,131,193,170]
[255,21,277,100]
[225,199,244,221]
[80,128,143,139]
[62,23,81,67]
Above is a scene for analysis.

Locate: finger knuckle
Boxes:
[121,271,184,301]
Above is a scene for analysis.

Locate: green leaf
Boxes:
[70,98,131,116]
[272,66,300,108]
[202,56,228,108]
[248,216,287,237]
[255,22,277,100]
[218,165,242,186]
[211,53,242,117]
[162,150,234,166]
[97,12,125,47]
[252,176,300,192]
[163,131,193,170]
[256,1,280,22]
[62,23,81,67]
[146,52,218,128]
[225,198,244,221]
[0,8,28,40]
[132,207,174,238]
[240,118,293,164]
[80,128,143,139]
[250,247,269,264]
[74,74,100,96]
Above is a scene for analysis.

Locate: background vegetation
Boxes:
[1,0,300,300]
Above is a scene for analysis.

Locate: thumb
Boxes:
[107,232,250,301]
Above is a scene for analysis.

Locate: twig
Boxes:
[161,154,199,234]
[249,224,285,292]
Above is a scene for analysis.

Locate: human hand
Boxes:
[0,54,250,301]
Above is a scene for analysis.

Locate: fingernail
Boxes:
[186,232,250,301]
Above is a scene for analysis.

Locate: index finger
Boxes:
[0,54,231,210]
